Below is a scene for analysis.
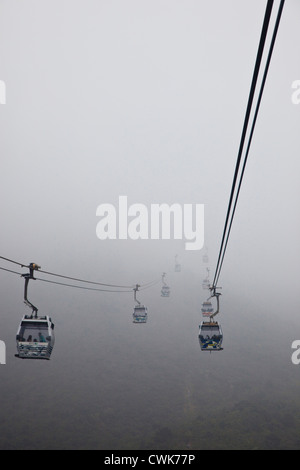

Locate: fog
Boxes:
[0,0,300,450]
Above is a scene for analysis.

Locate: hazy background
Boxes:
[0,0,300,450]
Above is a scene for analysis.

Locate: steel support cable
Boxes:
[0,264,158,294]
[0,255,161,291]
[0,262,130,291]
[36,277,161,293]
[212,0,275,289]
[37,269,133,289]
[37,270,160,291]
[0,266,23,276]
[0,255,138,289]
[139,279,162,291]
[0,255,27,268]
[0,264,128,291]
[214,0,285,287]
[35,277,133,293]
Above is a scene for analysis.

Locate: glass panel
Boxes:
[19,322,49,343]
[199,325,222,350]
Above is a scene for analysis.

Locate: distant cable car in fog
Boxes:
[202,246,209,263]
[202,268,210,290]
[161,285,170,297]
[174,255,181,272]
[199,288,223,351]
[132,284,148,323]
[15,263,55,360]
[201,300,214,317]
[161,273,170,297]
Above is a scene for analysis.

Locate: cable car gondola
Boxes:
[199,321,223,351]
[161,285,170,297]
[174,255,181,272]
[133,305,148,323]
[199,288,223,351]
[16,314,55,360]
[133,284,148,323]
[161,273,170,297]
[201,300,214,317]
[202,268,210,290]
[15,263,55,360]
[202,247,209,263]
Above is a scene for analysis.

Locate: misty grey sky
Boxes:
[0,0,299,303]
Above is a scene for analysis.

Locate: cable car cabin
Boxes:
[201,301,214,317]
[175,264,181,272]
[199,321,223,351]
[161,285,170,297]
[133,305,148,323]
[16,315,55,360]
[202,279,210,290]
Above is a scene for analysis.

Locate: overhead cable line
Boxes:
[36,276,161,293]
[0,254,148,290]
[36,270,160,292]
[212,0,274,288]
[212,0,284,289]
[139,278,161,291]
[0,255,27,268]
[213,0,285,287]
[35,277,133,293]
[0,255,161,292]
[0,265,23,276]
[37,268,133,289]
[0,255,132,288]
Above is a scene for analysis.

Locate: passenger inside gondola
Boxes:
[19,323,48,343]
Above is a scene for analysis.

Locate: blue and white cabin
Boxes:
[16,315,55,360]
[198,321,223,351]
[133,305,148,323]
